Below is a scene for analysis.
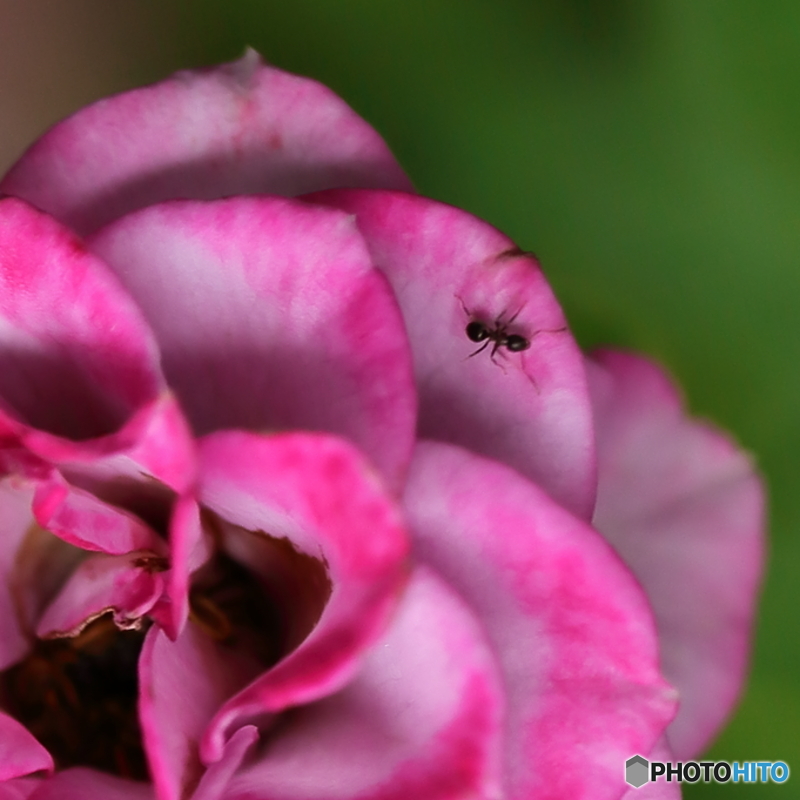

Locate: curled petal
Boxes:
[32,477,165,555]
[12,393,197,503]
[308,188,595,519]
[224,567,504,800]
[139,625,263,800]
[2,394,195,625]
[49,392,197,497]
[0,199,195,506]
[0,198,163,442]
[1,51,412,236]
[35,552,166,637]
[196,431,410,763]
[89,197,416,491]
[161,493,212,639]
[0,713,53,780]
[588,350,764,758]
[189,727,258,800]
[6,393,197,633]
[403,441,676,800]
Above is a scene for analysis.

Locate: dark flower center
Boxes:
[0,614,149,780]
[189,551,284,668]
[195,514,333,663]
[189,511,331,669]
[0,516,332,784]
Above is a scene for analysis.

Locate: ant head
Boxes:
[465,321,490,342]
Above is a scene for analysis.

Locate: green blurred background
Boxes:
[1,1,797,796]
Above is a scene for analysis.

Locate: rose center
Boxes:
[191,515,333,666]
[188,552,284,668]
[0,614,149,780]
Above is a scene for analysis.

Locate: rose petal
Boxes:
[35,552,166,637]
[587,350,764,758]
[0,198,163,442]
[1,51,412,237]
[23,768,153,800]
[196,431,409,763]
[0,713,53,780]
[0,778,41,800]
[403,441,677,800]
[48,392,197,496]
[190,726,258,800]
[139,625,263,800]
[9,393,197,505]
[32,477,165,555]
[2,394,195,635]
[89,196,416,491]
[224,567,504,800]
[308,188,596,519]
[0,201,194,542]
[160,493,212,640]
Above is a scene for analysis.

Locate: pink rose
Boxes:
[0,51,762,799]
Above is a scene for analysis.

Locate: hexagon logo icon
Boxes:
[626,755,650,788]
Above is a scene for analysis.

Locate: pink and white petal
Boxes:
[190,726,258,800]
[587,350,764,759]
[403,441,677,800]
[24,769,154,800]
[1,51,412,237]
[0,198,163,443]
[224,567,504,800]
[0,477,85,665]
[0,713,53,780]
[308,188,595,519]
[196,431,410,763]
[621,738,682,800]
[0,201,194,517]
[36,552,166,637]
[90,197,415,491]
[32,476,165,555]
[139,625,263,800]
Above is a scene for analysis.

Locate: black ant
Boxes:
[457,298,567,392]
[465,310,531,361]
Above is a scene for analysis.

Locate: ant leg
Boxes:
[489,340,509,373]
[515,328,567,395]
[523,370,541,394]
[455,294,473,318]
[515,325,567,394]
[467,340,491,358]
[527,325,568,343]
[494,305,526,330]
